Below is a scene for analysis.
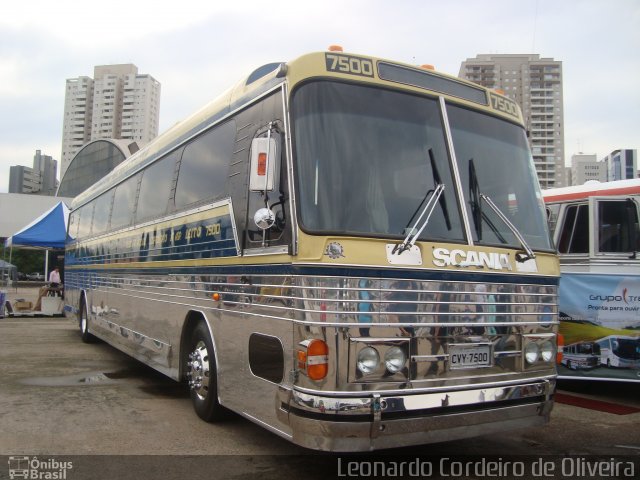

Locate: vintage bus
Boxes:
[64,48,559,451]
[561,341,600,370]
[543,179,640,382]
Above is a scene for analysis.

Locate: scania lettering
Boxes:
[432,247,512,270]
[64,47,559,451]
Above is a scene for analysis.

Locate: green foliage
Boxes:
[1,246,46,275]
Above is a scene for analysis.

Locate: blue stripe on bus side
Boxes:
[65,263,559,286]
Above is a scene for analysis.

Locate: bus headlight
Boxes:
[540,340,554,362]
[357,347,380,374]
[524,342,540,364]
[384,346,406,373]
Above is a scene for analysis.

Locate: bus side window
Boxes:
[111,174,140,230]
[558,204,589,254]
[597,200,639,253]
[137,150,181,221]
[174,121,236,210]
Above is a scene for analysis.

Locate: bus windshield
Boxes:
[292,81,464,241]
[612,338,640,360]
[292,81,552,250]
[448,104,552,251]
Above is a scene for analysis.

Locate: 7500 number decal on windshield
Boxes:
[489,92,520,119]
[325,53,374,77]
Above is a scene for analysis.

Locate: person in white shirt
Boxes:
[49,267,61,287]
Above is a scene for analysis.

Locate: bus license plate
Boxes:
[448,344,492,370]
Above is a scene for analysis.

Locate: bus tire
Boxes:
[187,321,226,422]
[79,297,96,343]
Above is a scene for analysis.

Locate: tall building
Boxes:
[61,64,160,176]
[602,149,637,181]
[459,54,565,189]
[61,76,94,173]
[33,149,58,195]
[8,149,58,195]
[570,153,607,185]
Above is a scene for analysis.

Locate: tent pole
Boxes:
[45,249,49,282]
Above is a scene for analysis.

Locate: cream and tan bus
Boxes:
[64,47,559,451]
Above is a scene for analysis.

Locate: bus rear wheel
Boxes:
[187,321,226,422]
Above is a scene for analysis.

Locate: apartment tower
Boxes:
[61,64,160,176]
[459,54,565,189]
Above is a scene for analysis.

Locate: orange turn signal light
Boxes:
[328,45,343,52]
[212,293,221,301]
[556,333,564,365]
[297,339,329,380]
[420,64,435,70]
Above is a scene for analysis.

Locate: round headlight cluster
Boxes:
[525,340,556,365]
[357,346,407,375]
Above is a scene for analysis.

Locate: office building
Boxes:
[8,150,58,195]
[9,166,41,194]
[33,149,58,195]
[459,54,565,189]
[570,153,607,185]
[61,64,160,176]
[602,149,637,181]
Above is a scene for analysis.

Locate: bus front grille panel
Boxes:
[64,271,558,327]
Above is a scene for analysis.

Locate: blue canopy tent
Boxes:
[5,201,70,249]
[4,201,70,280]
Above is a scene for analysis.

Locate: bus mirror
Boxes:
[254,207,275,230]
[250,137,279,192]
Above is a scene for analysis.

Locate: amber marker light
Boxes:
[212,293,221,301]
[494,88,506,95]
[556,334,564,365]
[328,45,344,52]
[298,339,329,380]
[257,152,267,176]
[419,64,435,70]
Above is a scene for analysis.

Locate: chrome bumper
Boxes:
[277,379,555,452]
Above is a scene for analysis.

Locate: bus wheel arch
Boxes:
[181,311,227,422]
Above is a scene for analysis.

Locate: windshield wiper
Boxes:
[429,148,451,231]
[468,158,534,262]
[469,158,507,244]
[393,183,445,255]
[480,193,536,262]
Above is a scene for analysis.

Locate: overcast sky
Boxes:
[1,0,638,192]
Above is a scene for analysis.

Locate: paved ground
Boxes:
[1,288,638,479]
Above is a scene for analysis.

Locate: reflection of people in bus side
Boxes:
[427,284,452,376]
[387,281,418,336]
[357,278,373,336]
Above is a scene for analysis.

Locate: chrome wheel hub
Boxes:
[187,341,210,399]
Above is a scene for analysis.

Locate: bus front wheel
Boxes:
[79,297,96,343]
[187,321,226,422]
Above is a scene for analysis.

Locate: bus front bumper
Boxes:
[277,379,555,452]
